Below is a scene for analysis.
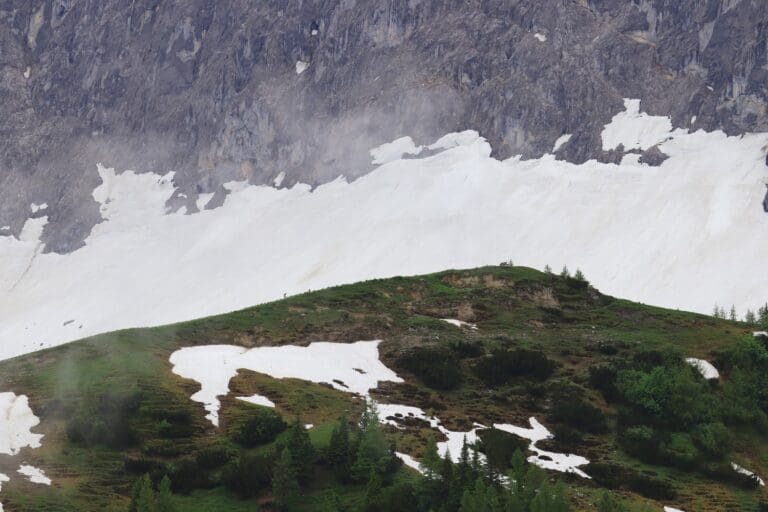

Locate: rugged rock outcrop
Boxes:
[1,0,767,252]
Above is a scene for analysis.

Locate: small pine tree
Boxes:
[351,400,392,481]
[363,470,383,510]
[713,304,721,319]
[729,305,737,321]
[284,417,315,484]
[156,475,175,512]
[759,303,768,328]
[574,269,586,281]
[420,435,442,479]
[129,474,156,512]
[544,264,552,274]
[327,415,351,481]
[745,309,757,324]
[560,265,570,278]
[273,448,300,511]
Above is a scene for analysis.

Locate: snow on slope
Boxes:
[1,99,768,360]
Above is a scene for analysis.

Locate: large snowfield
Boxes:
[1,99,768,360]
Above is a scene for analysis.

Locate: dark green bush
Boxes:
[168,457,211,493]
[222,452,273,497]
[231,408,287,447]
[474,348,555,386]
[588,365,619,401]
[398,346,463,390]
[548,397,609,434]
[195,445,234,470]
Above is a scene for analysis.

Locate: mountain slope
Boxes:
[0,266,765,511]
[2,100,767,359]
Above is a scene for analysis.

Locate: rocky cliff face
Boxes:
[1,0,767,252]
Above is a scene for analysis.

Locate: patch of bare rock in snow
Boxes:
[440,318,478,330]
[171,340,591,479]
[685,358,719,380]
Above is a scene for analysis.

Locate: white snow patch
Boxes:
[23,67,30,79]
[370,136,423,165]
[311,29,318,35]
[395,451,425,474]
[195,191,214,211]
[602,98,673,151]
[273,171,286,187]
[441,318,478,330]
[685,358,719,380]
[494,418,591,478]
[552,134,572,152]
[691,115,697,125]
[295,60,309,74]
[731,462,765,486]
[17,465,50,485]
[236,394,276,408]
[664,507,685,512]
[304,424,313,430]
[29,203,47,214]
[534,33,547,42]
[753,331,768,337]
[0,393,43,455]
[3,108,768,361]
[170,341,401,426]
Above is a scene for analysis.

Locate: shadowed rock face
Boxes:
[1,0,767,253]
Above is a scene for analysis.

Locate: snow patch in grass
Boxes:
[170,341,401,426]
[30,203,47,214]
[0,393,43,455]
[441,318,478,330]
[17,465,50,485]
[395,452,426,474]
[295,61,309,74]
[664,507,685,512]
[731,462,765,486]
[494,418,591,478]
[685,358,719,380]
[236,394,276,408]
[534,33,547,42]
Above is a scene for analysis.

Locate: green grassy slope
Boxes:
[0,265,764,511]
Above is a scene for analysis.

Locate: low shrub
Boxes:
[398,346,463,390]
[231,408,287,447]
[222,452,274,497]
[474,348,555,386]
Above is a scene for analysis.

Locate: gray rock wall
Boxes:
[1,0,766,252]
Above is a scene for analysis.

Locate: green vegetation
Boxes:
[0,265,766,511]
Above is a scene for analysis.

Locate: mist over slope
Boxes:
[1,100,766,361]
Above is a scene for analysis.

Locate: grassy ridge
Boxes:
[0,265,763,511]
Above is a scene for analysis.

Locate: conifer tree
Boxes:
[745,309,757,324]
[327,415,351,481]
[560,265,570,278]
[351,400,392,481]
[544,264,552,274]
[574,269,586,281]
[156,475,175,512]
[273,448,300,511]
[363,470,383,511]
[284,417,315,484]
[130,474,156,512]
[729,305,737,321]
[420,435,442,479]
